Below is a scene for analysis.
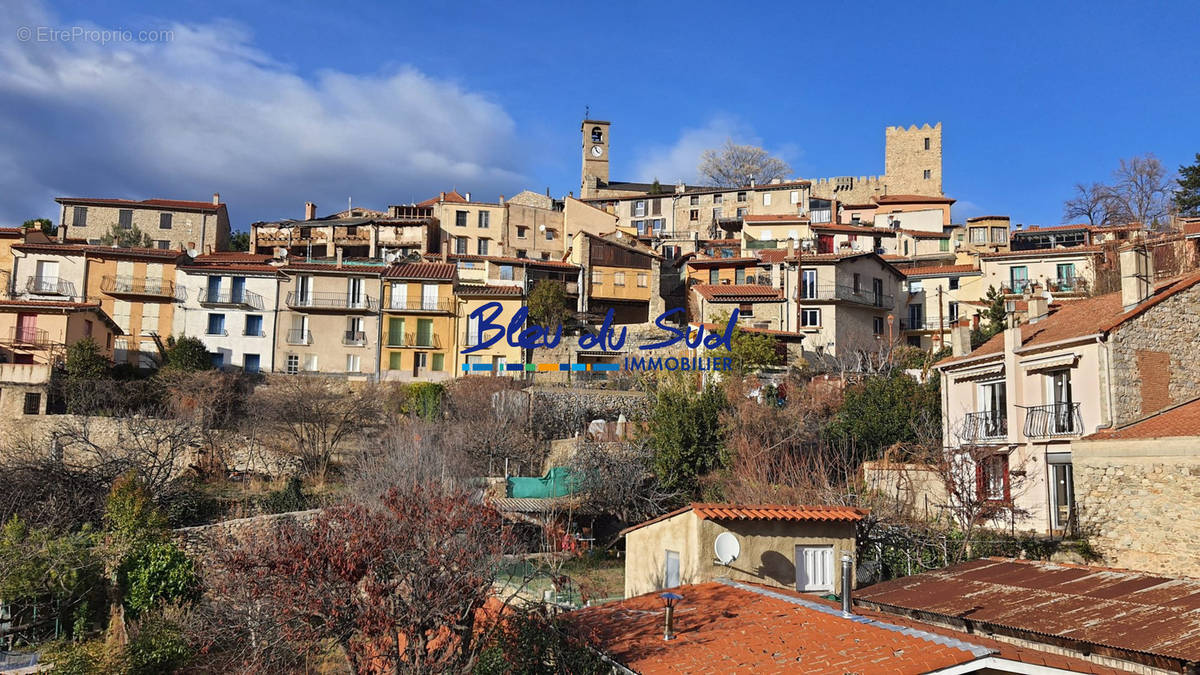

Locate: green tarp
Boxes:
[507,467,579,498]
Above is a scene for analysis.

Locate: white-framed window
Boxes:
[613,271,625,286]
[801,308,820,327]
[303,354,318,372]
[637,273,648,287]
[286,354,299,374]
[633,200,646,217]
[478,211,489,228]
[713,193,723,204]
[664,550,680,589]
[346,354,361,373]
[422,283,439,310]
[790,190,800,205]
[948,301,959,322]
[591,268,602,283]
[979,454,1009,501]
[763,193,772,206]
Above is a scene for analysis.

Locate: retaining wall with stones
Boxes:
[173,509,321,560]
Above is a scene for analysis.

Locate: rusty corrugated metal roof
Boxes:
[855,557,1200,668]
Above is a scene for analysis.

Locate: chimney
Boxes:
[749,178,756,187]
[1003,313,1021,355]
[951,321,972,356]
[465,192,472,202]
[58,224,67,243]
[441,235,449,263]
[1028,293,1049,323]
[336,247,343,268]
[304,201,317,221]
[1120,245,1154,310]
[787,238,795,258]
[212,192,220,205]
[840,554,854,616]
[660,593,682,641]
[499,194,505,204]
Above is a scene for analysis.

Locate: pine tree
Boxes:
[1176,153,1200,217]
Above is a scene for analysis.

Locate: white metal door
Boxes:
[795,546,834,592]
[664,550,680,589]
[391,282,408,310]
[422,283,438,310]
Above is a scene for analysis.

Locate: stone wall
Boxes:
[1110,282,1200,425]
[1073,438,1200,577]
[173,509,321,560]
[526,386,648,441]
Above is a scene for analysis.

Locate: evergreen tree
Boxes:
[1176,152,1200,217]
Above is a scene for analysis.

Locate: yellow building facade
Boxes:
[380,262,457,381]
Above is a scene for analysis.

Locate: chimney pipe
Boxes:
[841,554,853,616]
[304,202,317,221]
[660,592,682,641]
[465,192,472,202]
[212,192,220,205]
[58,224,67,244]
[336,247,343,268]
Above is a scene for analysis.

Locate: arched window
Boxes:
[591,126,603,144]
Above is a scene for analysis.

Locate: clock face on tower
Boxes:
[591,145,604,157]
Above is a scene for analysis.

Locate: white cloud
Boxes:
[0,0,526,225]
[631,116,798,186]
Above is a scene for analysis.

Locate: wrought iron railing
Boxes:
[285,329,312,345]
[7,326,52,348]
[100,275,177,298]
[385,333,441,349]
[286,291,376,311]
[343,330,367,346]
[198,287,265,310]
[799,283,892,308]
[385,298,455,312]
[1023,403,1083,438]
[962,410,1007,442]
[26,276,75,296]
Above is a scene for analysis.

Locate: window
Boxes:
[633,220,645,234]
[84,319,93,337]
[738,302,754,317]
[346,354,361,373]
[477,238,489,256]
[712,207,721,221]
[795,546,834,592]
[414,352,428,369]
[23,393,41,415]
[244,353,260,373]
[689,195,699,206]
[940,238,950,252]
[949,277,960,290]
[801,269,817,299]
[421,283,438,310]
[735,268,746,284]
[763,193,772,206]
[872,278,884,306]
[978,454,1010,501]
[713,193,723,204]
[1056,263,1077,290]
[736,207,747,218]
[346,225,357,237]
[206,313,226,336]
[991,228,1008,244]
[709,269,719,284]
[908,303,923,328]
[924,136,931,150]
[156,240,170,250]
[499,265,514,280]
[73,206,88,227]
[613,271,625,286]
[388,351,403,370]
[873,316,885,335]
[286,354,299,374]
[388,317,405,346]
[1010,266,1029,293]
[689,209,699,221]
[970,227,987,244]
[737,191,747,203]
[119,209,133,230]
[455,210,468,227]
[244,314,263,336]
[790,190,800,205]
[909,279,923,293]
[923,169,931,179]
[664,550,680,589]
[211,352,224,368]
[545,228,555,241]
[455,237,468,255]
[801,308,820,327]
[431,353,444,371]
[592,268,603,284]
[852,272,861,294]
[591,126,603,143]
[652,219,664,235]
[516,249,527,258]
[157,213,173,230]
[637,273,648,287]
[633,200,646,217]
[948,301,960,322]
[478,211,489,228]
[517,226,528,239]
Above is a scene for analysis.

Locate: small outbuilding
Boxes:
[620,503,865,598]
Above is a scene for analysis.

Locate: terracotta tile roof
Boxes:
[563,581,988,674]
[0,300,123,333]
[755,249,788,263]
[874,194,956,205]
[898,228,950,239]
[693,284,785,303]
[899,264,980,278]
[742,213,808,223]
[85,246,189,261]
[1014,223,1091,233]
[0,226,25,236]
[382,262,456,280]
[182,252,279,274]
[454,283,523,296]
[416,190,468,207]
[855,557,1200,671]
[424,252,580,270]
[701,238,741,245]
[1085,396,1200,439]
[283,259,387,274]
[939,273,1200,367]
[622,503,865,536]
[978,245,1104,259]
[1184,219,1200,236]
[55,197,223,212]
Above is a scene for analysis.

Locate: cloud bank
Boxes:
[632,116,799,186]
[0,1,526,226]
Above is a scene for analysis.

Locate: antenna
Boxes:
[714,532,740,566]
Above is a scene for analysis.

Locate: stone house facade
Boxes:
[56,195,231,252]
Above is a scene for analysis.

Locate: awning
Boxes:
[951,361,1004,382]
[1020,352,1078,372]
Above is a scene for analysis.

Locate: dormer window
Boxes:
[591,127,603,144]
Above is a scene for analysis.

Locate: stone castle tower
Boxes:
[884,122,942,196]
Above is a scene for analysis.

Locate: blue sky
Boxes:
[2,0,1198,229]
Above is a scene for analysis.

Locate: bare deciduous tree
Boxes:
[1108,153,1174,227]
[1063,182,1115,226]
[698,139,792,187]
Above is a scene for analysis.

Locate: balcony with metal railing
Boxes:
[5,326,53,349]
[799,283,892,308]
[343,330,368,346]
[25,276,76,297]
[384,298,455,313]
[1023,403,1084,439]
[385,332,442,349]
[285,329,312,345]
[962,410,1007,443]
[900,318,957,332]
[198,287,265,310]
[101,275,179,299]
[286,291,376,312]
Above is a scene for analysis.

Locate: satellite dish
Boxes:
[539,224,546,232]
[385,252,399,263]
[186,247,200,258]
[279,249,289,259]
[714,532,740,566]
